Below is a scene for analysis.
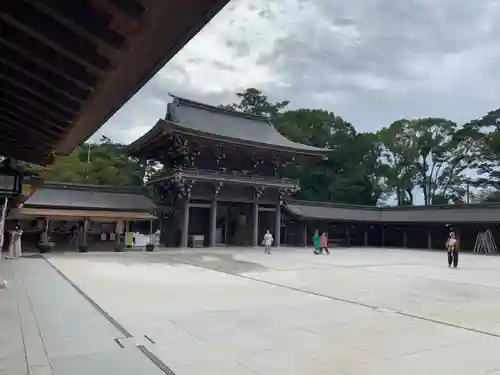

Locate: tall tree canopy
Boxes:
[222,88,500,206]
[222,88,387,205]
[378,118,473,205]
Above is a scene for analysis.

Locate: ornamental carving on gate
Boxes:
[255,186,265,200]
[172,169,185,186]
[214,182,223,196]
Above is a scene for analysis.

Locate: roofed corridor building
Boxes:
[9,179,500,253]
[125,95,328,248]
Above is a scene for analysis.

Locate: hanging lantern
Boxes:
[0,160,23,197]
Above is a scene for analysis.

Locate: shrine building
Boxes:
[125,95,329,247]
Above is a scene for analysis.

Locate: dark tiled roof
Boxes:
[167,95,328,153]
[285,200,500,223]
[286,201,382,222]
[25,183,155,211]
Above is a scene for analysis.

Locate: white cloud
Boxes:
[96,0,500,143]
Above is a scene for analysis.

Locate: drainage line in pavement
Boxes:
[42,257,133,338]
[137,345,177,375]
[241,273,500,339]
[163,256,500,340]
[246,274,500,339]
[395,311,500,339]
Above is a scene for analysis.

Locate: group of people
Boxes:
[312,230,330,255]
[262,228,460,268]
[261,229,330,255]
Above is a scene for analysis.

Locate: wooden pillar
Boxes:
[124,220,129,248]
[209,195,217,247]
[149,219,154,244]
[159,217,164,246]
[180,198,190,248]
[44,218,50,241]
[115,220,122,246]
[303,221,308,247]
[82,218,88,246]
[224,213,228,245]
[381,225,385,248]
[427,227,432,249]
[274,197,281,247]
[252,201,259,247]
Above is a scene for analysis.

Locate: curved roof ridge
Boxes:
[168,93,272,123]
[125,95,329,156]
[165,95,328,154]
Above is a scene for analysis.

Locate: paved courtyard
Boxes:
[2,247,500,374]
[38,247,500,374]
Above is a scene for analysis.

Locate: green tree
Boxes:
[222,88,289,118]
[21,136,144,186]
[409,118,468,205]
[82,136,144,186]
[379,118,472,205]
[274,109,355,148]
[463,108,500,188]
[379,120,419,205]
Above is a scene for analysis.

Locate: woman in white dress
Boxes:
[263,230,273,255]
[8,224,23,259]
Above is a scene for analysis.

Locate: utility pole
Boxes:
[466,179,470,204]
[84,143,91,180]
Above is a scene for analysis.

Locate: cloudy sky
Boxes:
[96,0,500,144]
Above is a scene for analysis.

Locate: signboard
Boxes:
[125,232,134,247]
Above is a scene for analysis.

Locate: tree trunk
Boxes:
[406,188,414,205]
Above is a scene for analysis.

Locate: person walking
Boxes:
[263,230,273,255]
[319,232,330,254]
[8,224,23,259]
[446,231,459,268]
[313,230,320,254]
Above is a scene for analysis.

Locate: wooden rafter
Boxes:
[0,0,231,164]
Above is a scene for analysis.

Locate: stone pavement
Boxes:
[0,255,166,375]
[45,247,500,374]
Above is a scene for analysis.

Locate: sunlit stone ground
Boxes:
[47,247,500,375]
